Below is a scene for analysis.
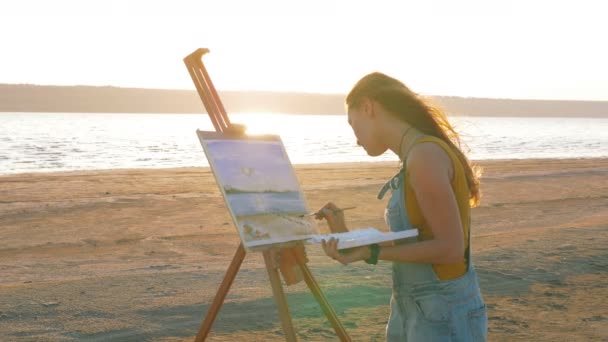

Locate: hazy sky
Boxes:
[1,0,606,100]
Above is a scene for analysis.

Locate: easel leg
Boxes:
[263,251,298,342]
[195,243,246,342]
[295,253,351,342]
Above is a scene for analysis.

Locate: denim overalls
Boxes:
[377,165,487,341]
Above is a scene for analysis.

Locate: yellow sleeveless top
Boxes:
[405,136,471,280]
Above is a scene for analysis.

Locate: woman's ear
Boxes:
[362,98,375,118]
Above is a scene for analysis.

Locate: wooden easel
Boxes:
[184,48,351,342]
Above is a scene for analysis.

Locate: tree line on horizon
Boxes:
[0,84,606,117]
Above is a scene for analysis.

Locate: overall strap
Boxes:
[466,214,472,269]
[377,133,427,200]
[377,168,404,200]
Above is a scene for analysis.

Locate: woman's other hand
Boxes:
[321,238,370,265]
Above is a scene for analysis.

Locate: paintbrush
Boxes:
[298,206,357,218]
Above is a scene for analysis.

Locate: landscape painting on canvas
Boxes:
[197,131,318,250]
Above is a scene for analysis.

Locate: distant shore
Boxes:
[2,84,608,117]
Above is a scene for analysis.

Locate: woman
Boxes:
[317,72,487,341]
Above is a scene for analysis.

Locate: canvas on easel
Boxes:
[197,131,317,251]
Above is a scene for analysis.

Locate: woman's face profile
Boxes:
[347,102,387,157]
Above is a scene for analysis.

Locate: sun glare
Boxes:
[231,113,332,136]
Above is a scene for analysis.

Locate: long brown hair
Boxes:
[346,72,482,207]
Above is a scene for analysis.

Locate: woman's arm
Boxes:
[379,142,465,264]
[322,142,465,265]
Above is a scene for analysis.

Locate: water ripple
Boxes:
[0,113,607,174]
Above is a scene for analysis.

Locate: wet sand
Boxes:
[1,158,606,341]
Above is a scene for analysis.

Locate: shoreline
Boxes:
[2,157,607,178]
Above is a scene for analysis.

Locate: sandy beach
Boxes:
[0,158,606,341]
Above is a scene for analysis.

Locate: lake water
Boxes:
[1,113,607,174]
